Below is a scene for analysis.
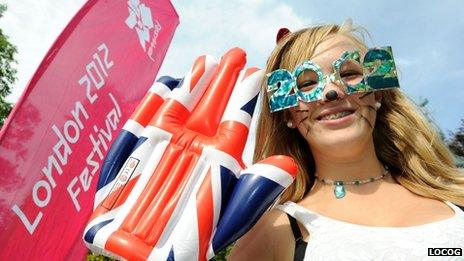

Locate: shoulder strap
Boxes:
[286,213,308,261]
[444,201,464,216]
[287,213,302,240]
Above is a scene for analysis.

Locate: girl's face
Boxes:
[288,34,379,155]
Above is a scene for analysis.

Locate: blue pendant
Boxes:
[334,182,346,199]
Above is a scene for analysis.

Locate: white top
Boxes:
[276,201,464,261]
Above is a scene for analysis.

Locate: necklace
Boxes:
[315,167,390,199]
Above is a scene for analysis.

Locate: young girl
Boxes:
[229,22,464,260]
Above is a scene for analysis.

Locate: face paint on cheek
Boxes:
[300,117,311,137]
[298,116,308,126]
[297,117,311,138]
[358,91,373,100]
[296,109,310,125]
[294,108,312,137]
[358,92,378,112]
[352,93,377,128]
[360,110,374,128]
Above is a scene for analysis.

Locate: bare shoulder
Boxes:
[228,208,295,261]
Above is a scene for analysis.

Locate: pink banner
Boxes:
[0,0,179,259]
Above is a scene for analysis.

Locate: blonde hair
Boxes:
[254,23,464,205]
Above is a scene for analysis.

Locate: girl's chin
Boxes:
[308,126,372,148]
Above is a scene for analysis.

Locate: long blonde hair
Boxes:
[254,23,464,205]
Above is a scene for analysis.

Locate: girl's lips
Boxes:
[316,108,356,121]
[316,109,356,127]
[318,110,353,121]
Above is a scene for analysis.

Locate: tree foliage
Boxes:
[448,119,464,157]
[448,119,464,168]
[87,244,233,261]
[0,4,17,127]
[417,98,445,140]
[417,98,463,167]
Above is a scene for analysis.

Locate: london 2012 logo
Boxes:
[125,0,162,61]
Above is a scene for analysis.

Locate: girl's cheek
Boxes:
[350,92,376,107]
[292,102,316,121]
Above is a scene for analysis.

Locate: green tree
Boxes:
[448,119,464,157]
[87,244,234,260]
[0,4,17,128]
[416,98,463,167]
[417,98,445,140]
[448,119,464,168]
[210,244,234,261]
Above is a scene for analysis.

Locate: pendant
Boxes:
[334,181,346,199]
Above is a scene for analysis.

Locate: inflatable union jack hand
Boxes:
[83,48,297,261]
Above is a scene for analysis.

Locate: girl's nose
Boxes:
[321,76,345,102]
[325,90,339,101]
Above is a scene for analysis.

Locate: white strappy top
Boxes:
[277,201,464,261]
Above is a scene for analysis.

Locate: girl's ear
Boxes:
[283,109,296,129]
[373,92,383,111]
[374,91,383,103]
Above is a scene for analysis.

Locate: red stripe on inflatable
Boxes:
[196,168,214,261]
[241,67,259,83]
[87,174,140,227]
[144,151,199,245]
[130,92,164,127]
[258,156,298,178]
[190,55,206,92]
[120,144,182,232]
[100,174,140,211]
[215,121,249,165]
[186,48,246,136]
[150,98,190,131]
[135,150,194,239]
[105,230,150,261]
